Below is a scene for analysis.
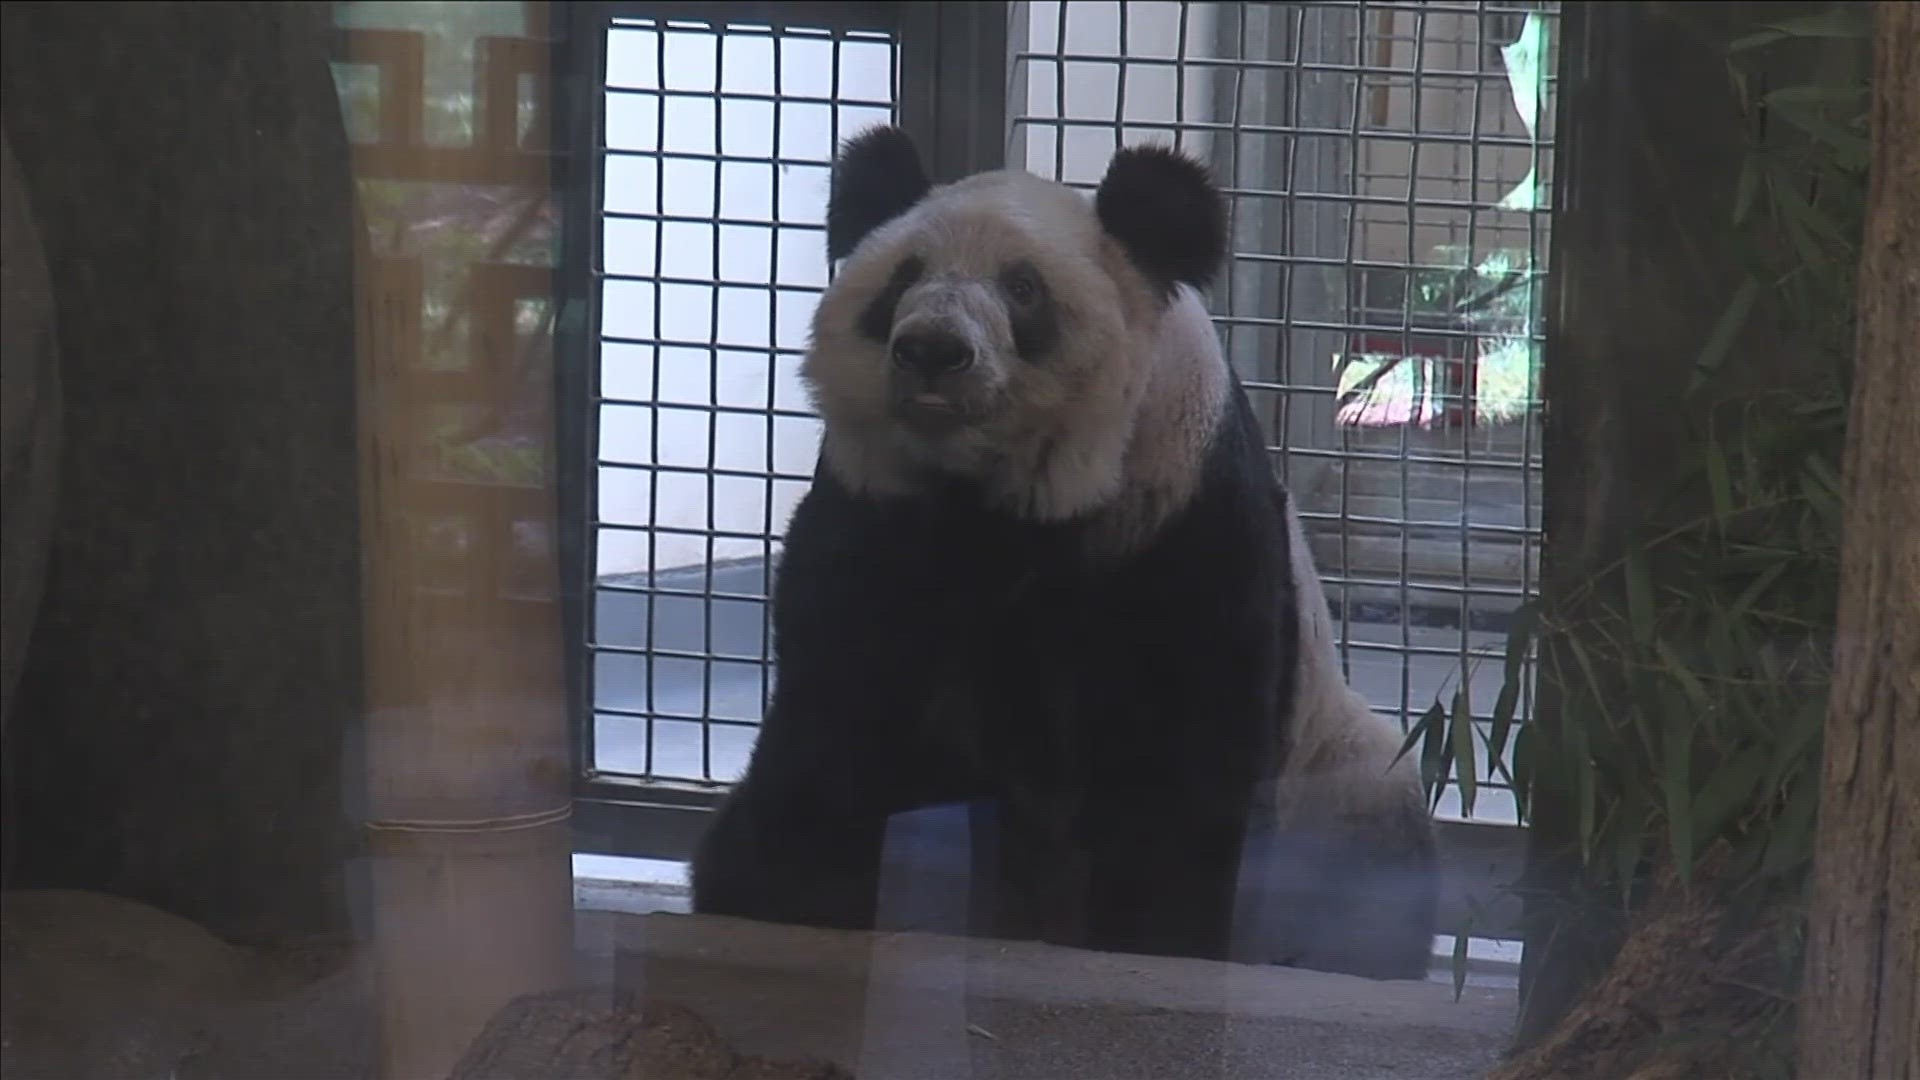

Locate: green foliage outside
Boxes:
[330,0,559,489]
[1335,11,1549,432]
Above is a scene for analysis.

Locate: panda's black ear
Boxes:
[1095,143,1228,293]
[826,125,931,263]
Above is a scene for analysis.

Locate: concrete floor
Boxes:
[575,906,1518,1080]
[2,885,1516,1080]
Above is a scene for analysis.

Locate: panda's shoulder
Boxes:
[1193,375,1287,523]
[779,465,908,579]
[1120,377,1290,583]
[784,462,865,539]
[782,464,1003,585]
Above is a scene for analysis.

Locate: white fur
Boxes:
[806,153,1414,806]
[1083,288,1228,556]
[805,168,1224,553]
[1261,493,1425,821]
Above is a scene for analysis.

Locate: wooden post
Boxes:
[345,4,577,1076]
[1794,3,1920,1076]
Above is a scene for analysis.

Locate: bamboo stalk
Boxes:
[345,4,576,1076]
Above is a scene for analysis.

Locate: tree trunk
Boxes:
[1488,845,1795,1080]
[1794,4,1920,1077]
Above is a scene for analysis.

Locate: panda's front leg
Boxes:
[688,692,901,931]
[1074,587,1285,962]
[689,486,965,931]
[1080,763,1260,962]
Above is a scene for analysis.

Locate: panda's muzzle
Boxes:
[889,326,976,378]
[886,325,987,434]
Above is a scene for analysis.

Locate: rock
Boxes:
[447,987,855,1080]
[1,889,375,1080]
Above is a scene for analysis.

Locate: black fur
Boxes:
[695,139,1435,981]
[856,255,924,343]
[826,126,932,263]
[690,374,1298,963]
[999,259,1060,362]
[1094,144,1230,293]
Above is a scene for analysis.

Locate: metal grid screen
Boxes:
[1009,0,1555,828]
[586,8,896,786]
[584,1,1556,836]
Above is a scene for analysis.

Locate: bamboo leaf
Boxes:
[1488,684,1521,780]
[1732,154,1759,226]
[1729,562,1788,625]
[1800,471,1842,536]
[1731,823,1772,885]
[1389,701,1438,770]
[1666,775,1696,889]
[1451,932,1470,1001]
[1663,693,1698,887]
[1565,635,1607,707]
[1706,444,1736,527]
[1613,784,1646,908]
[1762,85,1869,109]
[1417,700,1449,802]
[1577,736,1596,866]
[1655,637,1714,716]
[1512,723,1535,825]
[1730,11,1871,53]
[1624,552,1656,647]
[1761,773,1820,881]
[1431,714,1458,815]
[1452,684,1478,818]
[1804,453,1842,494]
[1772,176,1846,259]
[1690,277,1760,394]
[1763,88,1871,166]
[1487,603,1538,771]
[1693,746,1769,846]
[1769,693,1829,782]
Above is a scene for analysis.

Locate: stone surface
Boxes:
[448,989,853,1080]
[0,889,375,1080]
[1,894,1515,1080]
[572,909,1516,1080]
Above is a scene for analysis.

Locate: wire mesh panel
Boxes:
[586,6,897,787]
[580,2,1557,860]
[1009,0,1557,829]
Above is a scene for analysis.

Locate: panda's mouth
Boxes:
[888,394,990,434]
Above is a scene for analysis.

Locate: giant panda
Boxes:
[1231,491,1440,979]
[689,125,1438,980]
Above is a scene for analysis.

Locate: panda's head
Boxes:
[804,126,1231,534]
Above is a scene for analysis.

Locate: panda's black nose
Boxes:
[889,328,975,376]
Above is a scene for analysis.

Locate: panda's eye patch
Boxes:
[856,255,926,343]
[1000,260,1059,362]
[999,262,1048,305]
